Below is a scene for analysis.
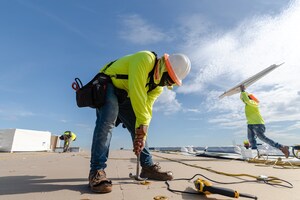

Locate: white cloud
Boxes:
[60,119,68,123]
[0,107,35,121]
[154,88,181,115]
[183,1,300,93]
[119,14,173,45]
[180,1,300,123]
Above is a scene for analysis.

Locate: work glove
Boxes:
[240,85,245,92]
[133,125,148,156]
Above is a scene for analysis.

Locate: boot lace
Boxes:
[90,170,106,185]
[152,163,162,171]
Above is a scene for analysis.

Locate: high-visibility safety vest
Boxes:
[101,51,163,129]
[240,92,264,124]
[64,131,77,141]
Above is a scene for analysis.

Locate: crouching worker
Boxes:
[243,140,250,149]
[240,85,289,158]
[59,131,77,152]
[88,50,191,193]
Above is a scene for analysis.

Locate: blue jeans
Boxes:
[247,124,282,150]
[90,83,154,172]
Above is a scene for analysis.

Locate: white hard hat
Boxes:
[164,53,191,86]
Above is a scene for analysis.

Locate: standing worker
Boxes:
[240,85,289,158]
[88,50,191,193]
[59,131,77,152]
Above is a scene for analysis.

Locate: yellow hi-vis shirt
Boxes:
[240,92,264,125]
[64,131,77,141]
[100,51,163,129]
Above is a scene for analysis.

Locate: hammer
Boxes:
[129,154,147,181]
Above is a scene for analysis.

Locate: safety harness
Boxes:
[102,51,158,93]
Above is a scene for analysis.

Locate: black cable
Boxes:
[165,180,200,195]
[165,173,256,196]
[165,173,293,196]
[263,177,293,188]
[189,174,258,185]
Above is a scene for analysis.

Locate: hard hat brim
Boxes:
[164,54,182,86]
[248,94,259,103]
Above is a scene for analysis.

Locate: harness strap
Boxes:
[114,74,129,79]
[103,51,158,92]
[102,60,116,72]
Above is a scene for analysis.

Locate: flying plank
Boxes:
[219,63,284,99]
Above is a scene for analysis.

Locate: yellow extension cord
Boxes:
[151,153,299,185]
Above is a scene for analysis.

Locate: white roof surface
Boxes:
[0,149,299,200]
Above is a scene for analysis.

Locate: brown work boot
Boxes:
[88,170,112,193]
[280,146,290,158]
[140,163,173,181]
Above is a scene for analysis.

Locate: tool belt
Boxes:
[73,73,112,109]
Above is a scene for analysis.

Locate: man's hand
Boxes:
[133,125,148,155]
[240,85,245,92]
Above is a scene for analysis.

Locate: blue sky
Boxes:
[1,0,299,150]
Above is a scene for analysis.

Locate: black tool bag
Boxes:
[73,73,111,108]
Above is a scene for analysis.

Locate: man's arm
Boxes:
[133,125,148,155]
[240,85,258,107]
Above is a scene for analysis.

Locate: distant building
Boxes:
[0,128,55,152]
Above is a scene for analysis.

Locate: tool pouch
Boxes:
[74,73,111,109]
